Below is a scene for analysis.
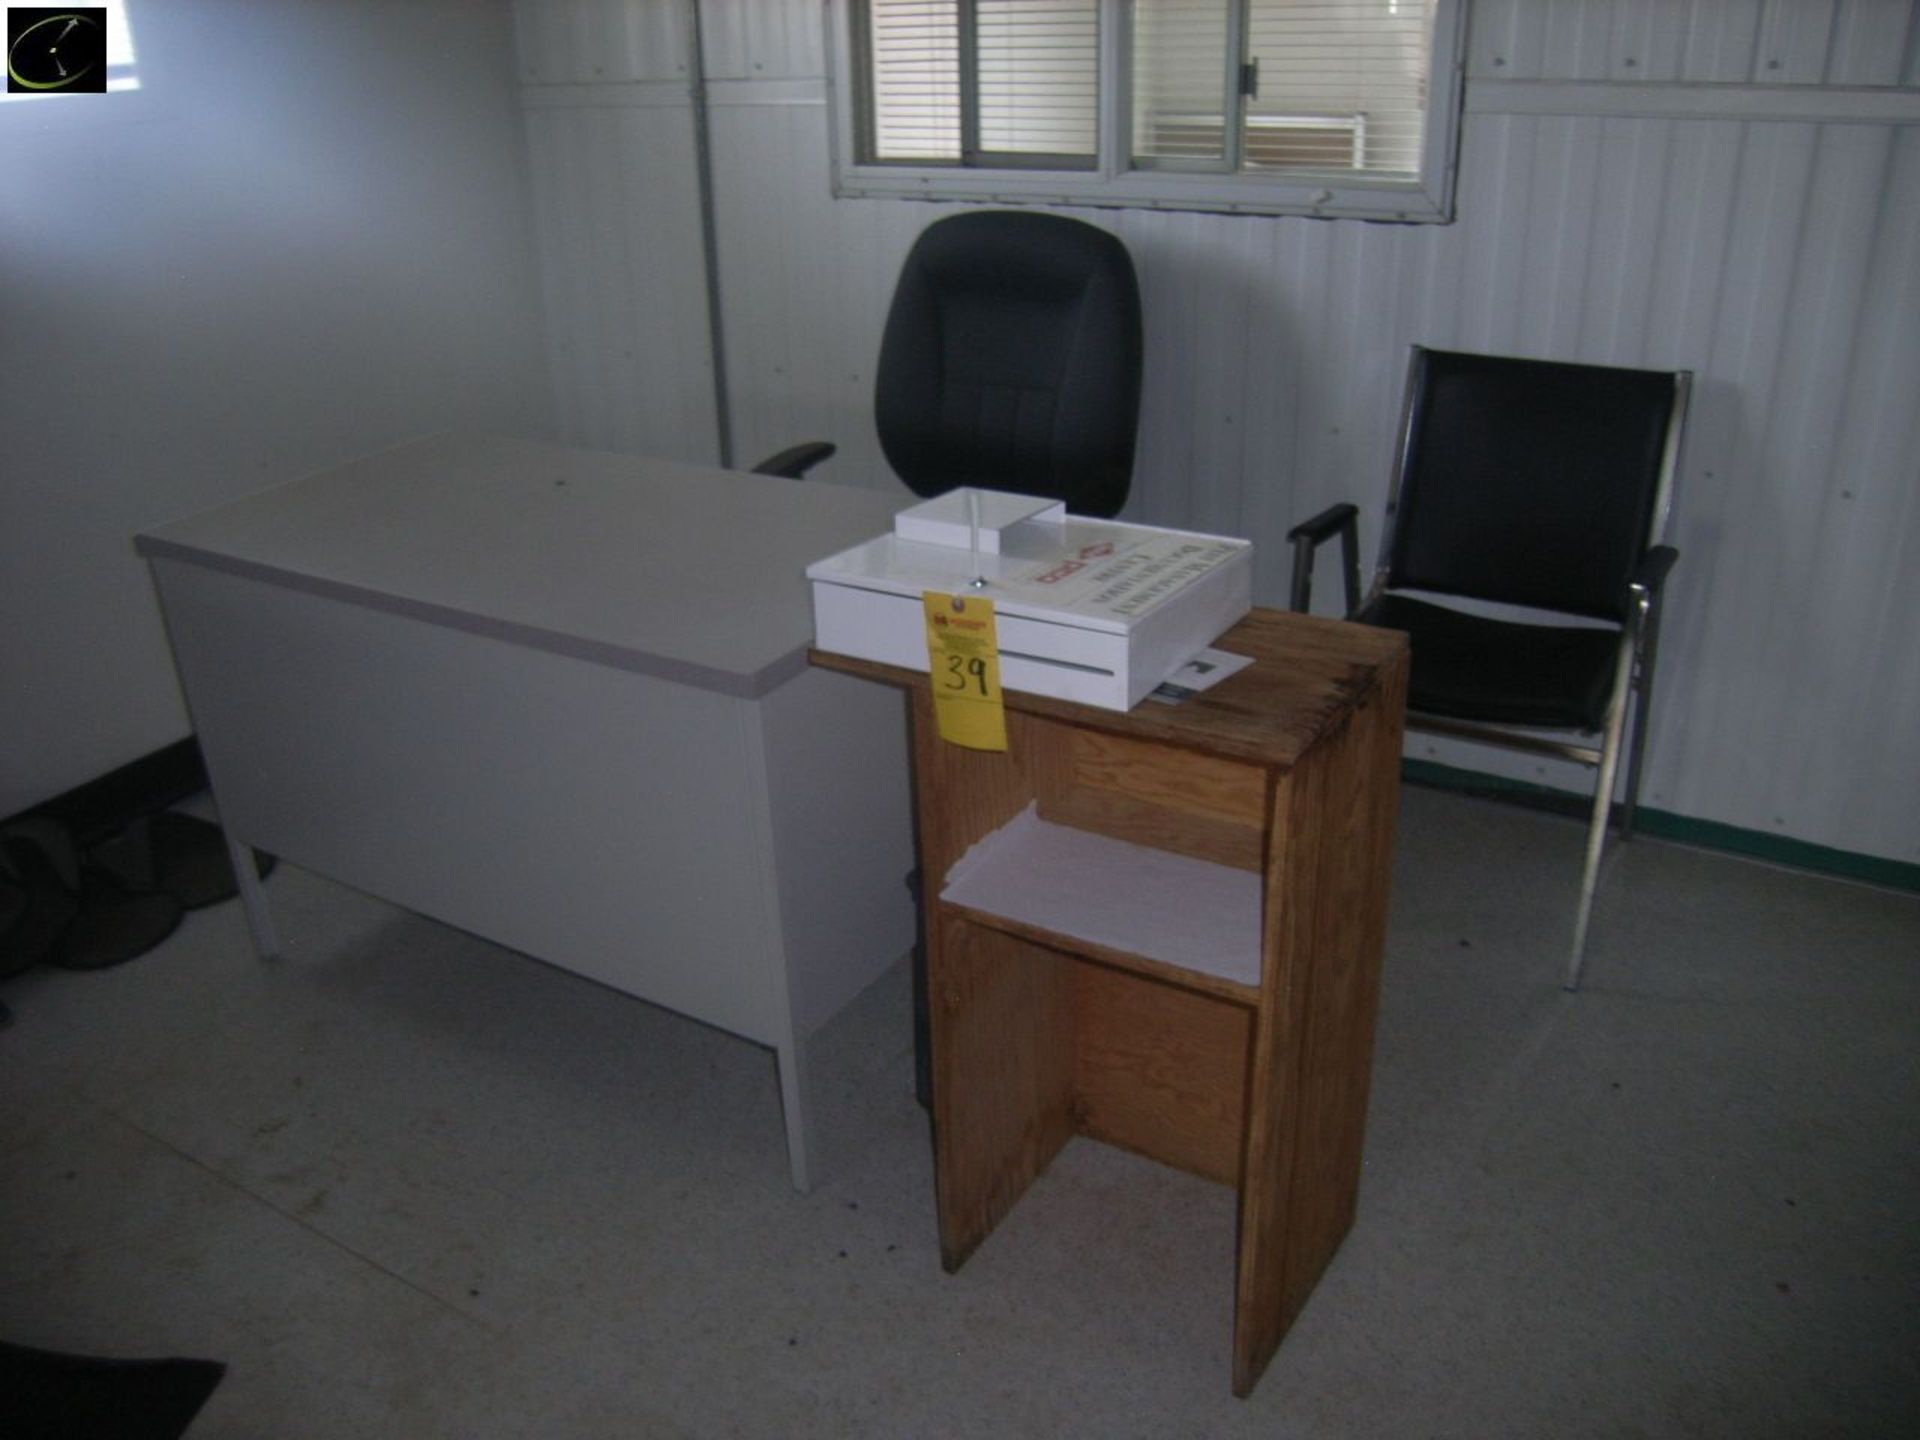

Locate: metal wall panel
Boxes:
[699,0,826,79]
[517,1,1920,868]
[521,91,719,463]
[1470,0,1920,83]
[514,0,692,83]
[515,1,717,462]
[706,86,928,488]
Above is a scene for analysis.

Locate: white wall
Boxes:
[517,0,1920,872]
[0,0,552,818]
[514,0,720,463]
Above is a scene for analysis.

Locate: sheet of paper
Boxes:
[1147,647,1253,704]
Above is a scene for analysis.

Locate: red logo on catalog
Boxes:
[1037,541,1117,584]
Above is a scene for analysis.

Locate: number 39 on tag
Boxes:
[922,591,1007,751]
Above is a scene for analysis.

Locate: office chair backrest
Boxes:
[1386,347,1684,622]
[875,211,1143,518]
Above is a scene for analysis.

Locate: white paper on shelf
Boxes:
[940,806,1262,989]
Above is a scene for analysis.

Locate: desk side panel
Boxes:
[150,559,789,1044]
[1277,655,1407,1303]
[931,914,1076,1272]
[1233,651,1407,1396]
[755,666,916,1037]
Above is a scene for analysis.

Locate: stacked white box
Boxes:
[807,489,1253,711]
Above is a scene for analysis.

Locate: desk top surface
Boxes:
[814,608,1408,770]
[137,434,906,697]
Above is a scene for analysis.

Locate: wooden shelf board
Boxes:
[939,808,1263,996]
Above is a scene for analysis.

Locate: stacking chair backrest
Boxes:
[1383,348,1685,623]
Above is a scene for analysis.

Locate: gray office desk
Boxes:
[137,434,915,1190]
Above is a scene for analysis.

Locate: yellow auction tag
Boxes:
[923,591,1008,751]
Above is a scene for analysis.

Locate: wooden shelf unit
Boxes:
[813,607,1408,1397]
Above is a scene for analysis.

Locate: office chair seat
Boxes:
[1359,594,1621,733]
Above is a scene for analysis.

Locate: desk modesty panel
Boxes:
[138,435,918,1191]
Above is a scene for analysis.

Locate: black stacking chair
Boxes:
[753,209,1144,517]
[1288,346,1690,991]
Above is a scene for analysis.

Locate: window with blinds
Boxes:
[862,0,1098,167]
[837,0,1464,222]
[864,1,962,161]
[978,1,1098,160]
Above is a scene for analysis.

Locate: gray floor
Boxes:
[3,785,1916,1439]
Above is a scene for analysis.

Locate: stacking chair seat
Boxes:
[1358,595,1622,732]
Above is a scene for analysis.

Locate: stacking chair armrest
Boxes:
[750,441,838,480]
[1631,544,1679,599]
[1286,502,1362,615]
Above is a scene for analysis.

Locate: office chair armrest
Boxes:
[1285,503,1362,615]
[750,442,837,480]
[1631,545,1679,602]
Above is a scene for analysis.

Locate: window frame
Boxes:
[826,0,1468,224]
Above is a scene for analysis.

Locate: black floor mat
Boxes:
[0,1340,225,1440]
[45,864,184,972]
[1,833,82,979]
[2,808,272,978]
[148,811,273,911]
[89,812,274,912]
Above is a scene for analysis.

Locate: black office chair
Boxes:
[758,210,1144,1106]
[753,209,1144,517]
[1288,346,1690,991]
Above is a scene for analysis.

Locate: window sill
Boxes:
[831,161,1456,224]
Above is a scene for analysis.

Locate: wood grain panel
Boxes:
[1071,962,1253,1186]
[818,608,1409,770]
[1230,760,1321,1398]
[1280,651,1407,1319]
[913,689,1079,1270]
[930,915,1076,1272]
[908,688,1042,886]
[948,905,1260,1007]
[1035,725,1268,871]
[1232,646,1408,1397]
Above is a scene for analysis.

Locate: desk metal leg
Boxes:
[775,1035,815,1193]
[224,831,281,960]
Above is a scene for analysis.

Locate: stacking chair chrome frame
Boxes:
[1289,346,1690,991]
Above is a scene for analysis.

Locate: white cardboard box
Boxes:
[890,489,1066,553]
[807,488,1253,710]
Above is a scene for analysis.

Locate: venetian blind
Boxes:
[977,1,1099,160]
[863,0,1098,165]
[867,0,962,161]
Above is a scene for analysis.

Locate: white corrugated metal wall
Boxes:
[514,1,718,463]
[513,0,1920,872]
